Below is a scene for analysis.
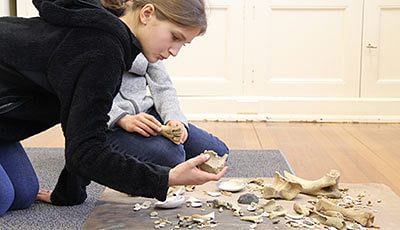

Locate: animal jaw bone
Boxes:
[198,150,228,174]
[315,197,375,227]
[262,172,302,200]
[284,170,342,198]
[160,125,182,144]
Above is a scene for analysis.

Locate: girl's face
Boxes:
[133,4,201,63]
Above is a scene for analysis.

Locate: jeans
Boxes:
[0,141,39,216]
[106,108,229,168]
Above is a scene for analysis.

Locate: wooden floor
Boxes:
[22,122,400,196]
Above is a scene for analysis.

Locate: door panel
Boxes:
[361,0,400,97]
[246,0,363,97]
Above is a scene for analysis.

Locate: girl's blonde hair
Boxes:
[101,0,207,34]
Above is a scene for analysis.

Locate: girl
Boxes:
[0,0,226,216]
[102,0,229,168]
[107,53,229,167]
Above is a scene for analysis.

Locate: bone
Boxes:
[315,197,375,227]
[160,125,182,144]
[310,210,346,229]
[240,214,263,223]
[293,202,312,216]
[262,172,302,200]
[284,170,342,198]
[198,150,228,174]
[258,199,284,213]
[269,210,287,219]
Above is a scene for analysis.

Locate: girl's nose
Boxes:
[169,44,182,57]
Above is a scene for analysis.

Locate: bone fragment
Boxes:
[315,197,375,227]
[160,125,182,144]
[284,170,342,198]
[269,210,287,219]
[240,214,263,223]
[258,199,284,213]
[198,150,228,174]
[263,172,302,200]
[310,210,346,229]
[293,202,312,216]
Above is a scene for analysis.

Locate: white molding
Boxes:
[179,96,400,122]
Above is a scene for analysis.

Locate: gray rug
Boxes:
[0,148,293,229]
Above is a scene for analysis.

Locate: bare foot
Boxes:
[36,189,52,204]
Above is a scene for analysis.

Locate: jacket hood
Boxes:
[33,0,138,68]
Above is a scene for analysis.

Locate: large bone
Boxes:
[160,125,182,144]
[284,170,342,198]
[315,197,375,227]
[263,172,302,200]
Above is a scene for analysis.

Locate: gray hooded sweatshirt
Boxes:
[108,53,188,128]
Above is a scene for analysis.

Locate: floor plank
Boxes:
[192,121,262,150]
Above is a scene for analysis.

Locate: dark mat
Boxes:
[225,149,294,177]
[0,148,293,229]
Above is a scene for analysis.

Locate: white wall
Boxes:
[1,0,10,16]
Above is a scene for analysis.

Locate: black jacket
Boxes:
[0,0,170,205]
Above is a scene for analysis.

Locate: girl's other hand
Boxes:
[167,120,188,144]
[117,113,162,137]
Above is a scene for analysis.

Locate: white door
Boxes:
[361,0,400,97]
[164,0,245,96]
[246,0,363,97]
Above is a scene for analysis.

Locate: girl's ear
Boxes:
[139,3,155,25]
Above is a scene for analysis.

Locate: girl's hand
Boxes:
[117,113,162,137]
[168,154,227,186]
[36,189,52,204]
[167,120,188,144]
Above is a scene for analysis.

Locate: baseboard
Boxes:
[179,96,400,122]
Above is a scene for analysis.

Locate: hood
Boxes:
[33,0,137,69]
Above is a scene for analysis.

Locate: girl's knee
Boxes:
[215,141,229,156]
[158,145,185,167]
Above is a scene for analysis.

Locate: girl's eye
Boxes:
[172,34,179,41]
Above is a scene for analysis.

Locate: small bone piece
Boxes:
[240,214,263,223]
[310,211,345,229]
[206,191,221,197]
[167,185,185,196]
[315,197,375,227]
[160,125,182,144]
[258,199,284,213]
[293,202,312,216]
[269,210,287,219]
[284,170,342,198]
[199,150,228,174]
[262,172,302,200]
[185,185,196,192]
[191,212,215,223]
